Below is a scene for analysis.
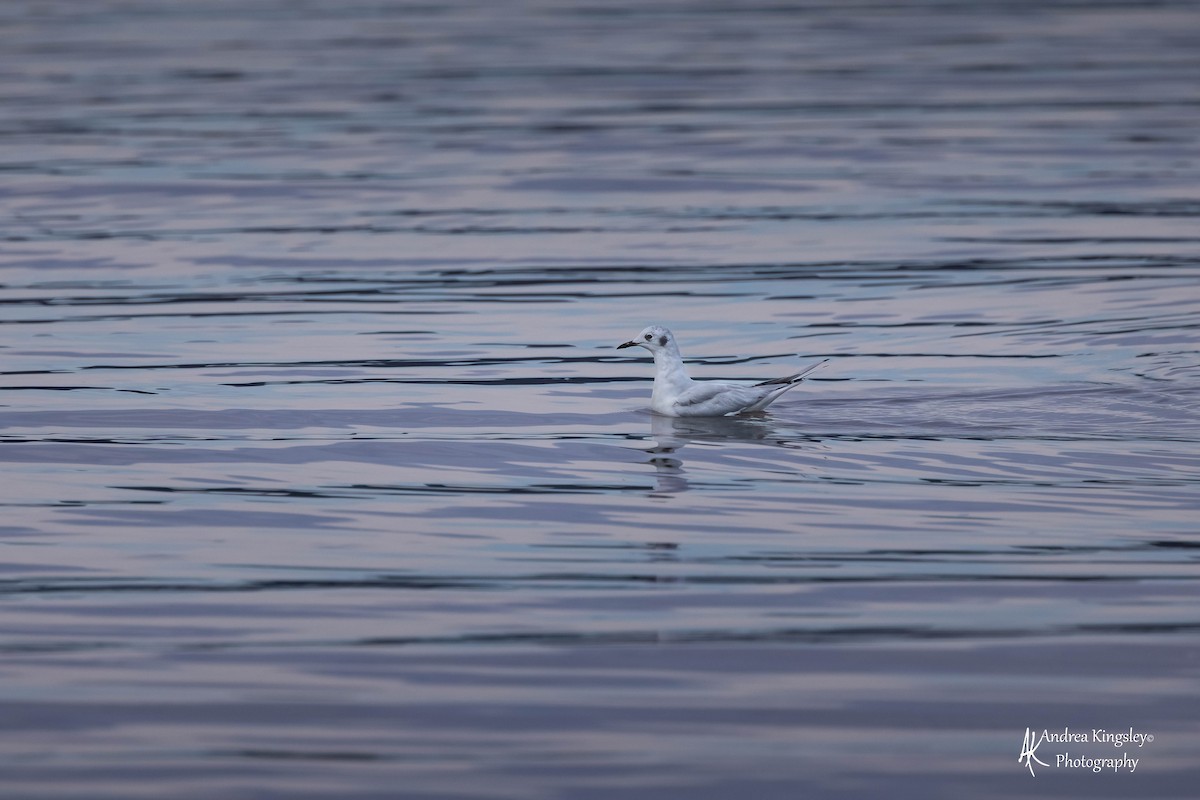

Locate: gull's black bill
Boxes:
[616,341,638,349]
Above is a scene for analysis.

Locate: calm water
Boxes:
[2,1,1199,797]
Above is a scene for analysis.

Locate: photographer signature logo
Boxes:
[1018,727,1152,776]
[1019,728,1050,776]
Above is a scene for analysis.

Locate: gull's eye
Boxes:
[644,333,652,340]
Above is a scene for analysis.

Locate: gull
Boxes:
[617,325,828,417]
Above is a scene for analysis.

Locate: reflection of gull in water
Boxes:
[652,412,775,445]
[646,413,780,495]
[617,324,828,417]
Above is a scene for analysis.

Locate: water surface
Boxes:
[2,1,1199,798]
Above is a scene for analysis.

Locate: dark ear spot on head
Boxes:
[658,335,668,346]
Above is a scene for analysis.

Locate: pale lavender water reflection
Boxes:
[2,1,1199,798]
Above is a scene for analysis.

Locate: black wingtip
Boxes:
[753,358,830,387]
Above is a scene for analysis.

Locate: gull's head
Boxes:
[617,325,675,353]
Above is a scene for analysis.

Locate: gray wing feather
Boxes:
[671,360,829,416]
[674,382,732,407]
[672,382,770,417]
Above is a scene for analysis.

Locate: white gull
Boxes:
[617,325,827,417]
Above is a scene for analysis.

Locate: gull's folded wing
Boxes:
[673,382,764,417]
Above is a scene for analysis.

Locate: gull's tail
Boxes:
[753,358,830,388]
